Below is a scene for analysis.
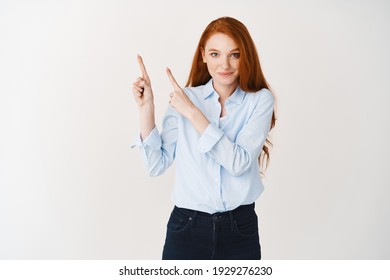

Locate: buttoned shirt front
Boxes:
[132,79,274,214]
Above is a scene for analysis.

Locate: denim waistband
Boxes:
[174,203,255,223]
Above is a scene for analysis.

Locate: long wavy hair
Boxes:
[186,17,277,175]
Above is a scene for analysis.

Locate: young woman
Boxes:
[132,17,276,260]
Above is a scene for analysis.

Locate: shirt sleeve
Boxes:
[131,105,178,176]
[198,89,275,176]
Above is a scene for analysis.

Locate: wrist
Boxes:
[138,102,155,112]
[187,105,200,122]
[187,106,209,135]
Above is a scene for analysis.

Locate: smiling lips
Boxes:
[218,72,234,77]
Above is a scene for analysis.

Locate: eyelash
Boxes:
[209,53,240,58]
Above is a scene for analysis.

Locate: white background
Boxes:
[1,0,389,259]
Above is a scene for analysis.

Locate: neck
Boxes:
[213,81,238,100]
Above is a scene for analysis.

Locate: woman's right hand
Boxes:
[132,55,154,108]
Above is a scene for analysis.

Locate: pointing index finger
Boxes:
[166,67,181,90]
[137,54,149,80]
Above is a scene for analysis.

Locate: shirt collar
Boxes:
[202,79,215,99]
[202,79,246,104]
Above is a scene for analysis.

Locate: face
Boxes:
[201,33,240,91]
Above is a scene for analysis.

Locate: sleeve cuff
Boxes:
[198,123,224,153]
[131,126,161,150]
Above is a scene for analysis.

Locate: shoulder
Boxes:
[183,84,208,102]
[183,84,205,95]
[258,88,274,100]
[252,88,274,106]
[242,89,274,116]
[183,79,213,97]
[244,88,274,104]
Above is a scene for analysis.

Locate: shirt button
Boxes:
[214,178,219,182]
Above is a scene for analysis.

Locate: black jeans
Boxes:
[162,203,261,260]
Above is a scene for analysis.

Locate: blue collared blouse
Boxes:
[132,79,274,214]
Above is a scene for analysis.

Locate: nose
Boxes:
[221,55,230,69]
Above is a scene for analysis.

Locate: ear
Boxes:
[200,47,206,63]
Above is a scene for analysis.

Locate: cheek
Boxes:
[206,61,216,72]
[233,61,240,70]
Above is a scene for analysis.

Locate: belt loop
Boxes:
[229,210,235,231]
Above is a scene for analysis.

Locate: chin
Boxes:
[215,76,239,87]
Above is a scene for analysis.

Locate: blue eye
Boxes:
[210,53,219,57]
[231,53,240,58]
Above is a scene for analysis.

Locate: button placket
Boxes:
[212,165,224,211]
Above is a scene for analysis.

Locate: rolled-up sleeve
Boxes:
[131,106,178,176]
[198,123,224,153]
[198,89,274,176]
[131,126,161,150]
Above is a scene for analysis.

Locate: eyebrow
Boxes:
[208,48,240,52]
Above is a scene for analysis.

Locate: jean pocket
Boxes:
[233,211,258,237]
[166,209,191,233]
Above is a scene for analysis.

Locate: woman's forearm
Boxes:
[188,107,210,135]
[139,103,156,140]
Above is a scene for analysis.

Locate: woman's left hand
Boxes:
[166,67,197,119]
